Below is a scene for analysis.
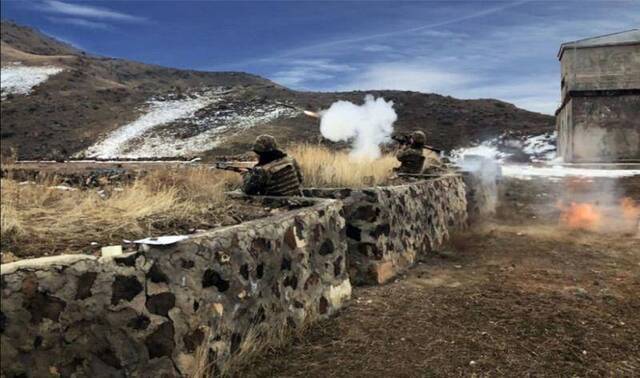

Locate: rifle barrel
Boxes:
[213,161,253,173]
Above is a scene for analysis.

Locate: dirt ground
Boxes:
[238,176,640,377]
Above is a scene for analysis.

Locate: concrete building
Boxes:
[556,29,640,163]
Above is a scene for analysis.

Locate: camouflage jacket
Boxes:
[396,147,426,174]
[396,147,443,174]
[242,156,303,196]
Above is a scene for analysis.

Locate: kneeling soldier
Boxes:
[395,131,428,174]
[395,130,445,174]
[242,135,304,196]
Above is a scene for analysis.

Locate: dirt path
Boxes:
[238,179,640,377]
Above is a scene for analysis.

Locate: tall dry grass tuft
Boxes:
[191,319,309,378]
[289,144,398,188]
[0,167,241,258]
[0,185,22,243]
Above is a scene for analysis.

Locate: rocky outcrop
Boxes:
[0,196,350,377]
[304,174,467,285]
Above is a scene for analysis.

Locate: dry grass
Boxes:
[191,319,310,378]
[0,167,241,258]
[289,144,398,188]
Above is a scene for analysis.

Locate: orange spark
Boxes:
[559,202,602,230]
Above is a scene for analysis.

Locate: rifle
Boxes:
[424,145,443,154]
[213,162,253,173]
[391,134,442,153]
[391,134,411,146]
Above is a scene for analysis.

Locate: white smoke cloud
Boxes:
[319,95,397,159]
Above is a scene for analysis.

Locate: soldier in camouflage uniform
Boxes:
[395,130,445,174]
[242,135,304,196]
[395,131,428,174]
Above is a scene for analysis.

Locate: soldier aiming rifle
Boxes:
[214,135,304,196]
[393,130,445,174]
[392,133,442,154]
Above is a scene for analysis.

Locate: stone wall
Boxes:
[1,175,471,376]
[304,175,467,285]
[0,196,351,377]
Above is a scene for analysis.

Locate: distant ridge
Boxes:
[1,20,554,160]
[1,20,80,56]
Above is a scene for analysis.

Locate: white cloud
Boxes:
[38,0,145,22]
[271,59,355,87]
[461,78,560,115]
[256,1,639,115]
[46,16,110,30]
[338,62,471,94]
[417,29,470,40]
[272,0,530,59]
[362,44,393,52]
[338,62,559,114]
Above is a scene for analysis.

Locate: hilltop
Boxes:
[1,21,554,160]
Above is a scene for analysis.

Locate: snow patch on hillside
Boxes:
[502,165,640,179]
[522,133,556,161]
[454,132,639,179]
[452,131,556,163]
[84,94,218,159]
[82,89,299,159]
[0,64,64,97]
[452,143,508,162]
[127,105,296,158]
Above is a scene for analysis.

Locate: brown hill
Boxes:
[0,21,554,160]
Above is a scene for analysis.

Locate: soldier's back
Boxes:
[260,156,303,196]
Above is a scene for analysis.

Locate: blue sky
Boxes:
[2,1,639,114]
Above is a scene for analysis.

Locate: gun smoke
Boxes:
[318,95,397,159]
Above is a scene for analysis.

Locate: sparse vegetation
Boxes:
[0,167,243,259]
[192,318,310,378]
[289,144,398,188]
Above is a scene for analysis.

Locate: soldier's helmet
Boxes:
[253,135,278,154]
[411,131,426,146]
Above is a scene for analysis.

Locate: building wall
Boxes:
[558,42,640,162]
[556,98,574,160]
[570,95,640,162]
[560,44,640,99]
